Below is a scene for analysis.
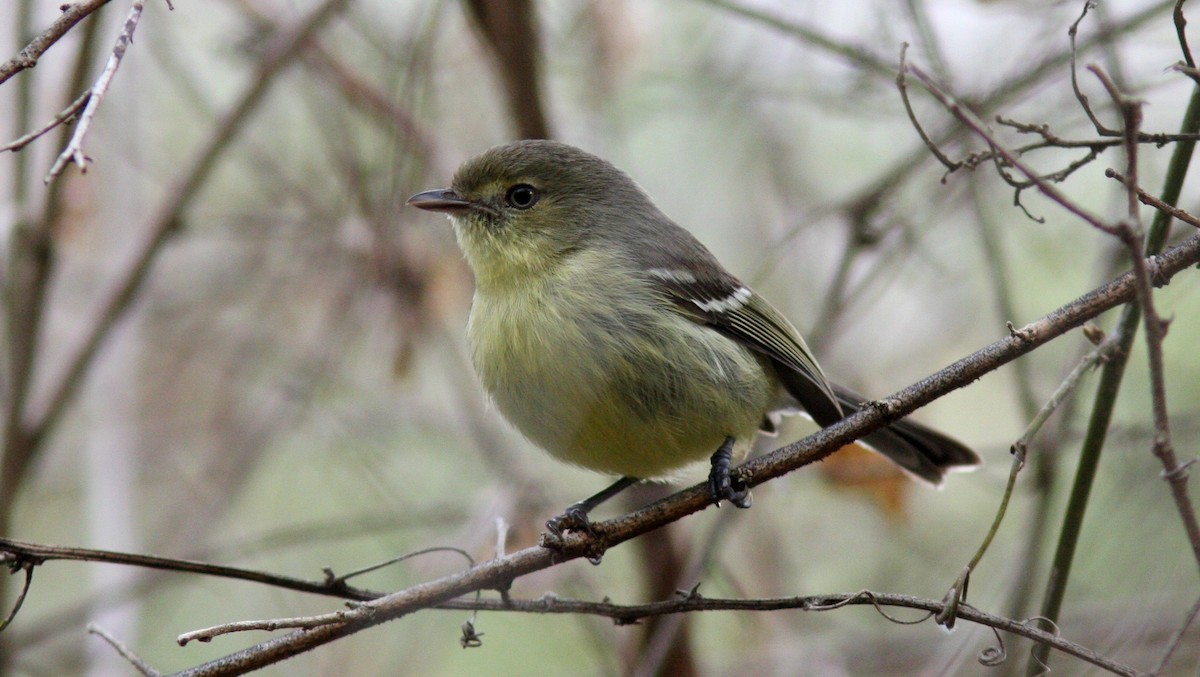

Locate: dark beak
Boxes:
[407,188,473,212]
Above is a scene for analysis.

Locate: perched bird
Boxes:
[408,140,978,534]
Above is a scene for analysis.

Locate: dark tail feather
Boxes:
[829,384,980,485]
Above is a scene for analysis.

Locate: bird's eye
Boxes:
[505,184,539,210]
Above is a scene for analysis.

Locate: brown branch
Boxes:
[842,0,1174,235]
[431,592,1141,677]
[1175,0,1195,69]
[162,232,1200,675]
[897,43,961,176]
[0,0,112,86]
[0,538,383,602]
[904,61,1119,236]
[1092,64,1200,570]
[1070,1,1119,136]
[1105,168,1200,229]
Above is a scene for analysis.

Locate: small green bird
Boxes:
[409,140,978,534]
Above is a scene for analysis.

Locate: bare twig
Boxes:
[905,62,1119,235]
[0,561,35,632]
[938,338,1119,630]
[324,547,474,587]
[1105,168,1200,229]
[1070,2,1118,136]
[897,43,962,176]
[45,0,147,182]
[185,590,1142,676]
[0,91,90,153]
[438,592,1138,675]
[1175,0,1195,69]
[0,537,382,603]
[178,612,354,646]
[1174,61,1200,88]
[0,0,112,85]
[87,624,161,676]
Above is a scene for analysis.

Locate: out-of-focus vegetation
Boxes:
[2,0,1200,675]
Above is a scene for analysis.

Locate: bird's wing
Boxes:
[645,267,844,426]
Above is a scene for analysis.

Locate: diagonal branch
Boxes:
[45,0,148,182]
[0,0,112,86]
[165,231,1200,676]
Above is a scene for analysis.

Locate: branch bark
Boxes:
[0,0,113,86]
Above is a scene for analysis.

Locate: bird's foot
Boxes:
[545,503,594,539]
[709,437,752,509]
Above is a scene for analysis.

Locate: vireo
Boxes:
[409,140,978,534]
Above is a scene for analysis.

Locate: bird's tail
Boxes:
[830,384,981,485]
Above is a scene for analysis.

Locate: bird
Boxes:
[408,140,979,535]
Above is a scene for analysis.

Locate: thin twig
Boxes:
[1070,1,1118,136]
[1105,169,1200,229]
[178,611,354,646]
[903,0,950,82]
[324,546,474,586]
[87,624,161,676]
[446,591,1135,673]
[897,43,961,175]
[0,537,382,602]
[937,338,1119,630]
[692,0,896,79]
[0,562,35,632]
[1175,0,1195,69]
[46,0,147,182]
[0,0,112,85]
[0,91,90,153]
[905,61,1119,235]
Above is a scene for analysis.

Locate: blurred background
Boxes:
[2,0,1200,675]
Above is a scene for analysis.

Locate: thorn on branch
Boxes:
[677,581,704,600]
[866,397,901,417]
[1007,321,1035,343]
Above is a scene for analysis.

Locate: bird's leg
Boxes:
[709,436,752,508]
[546,476,640,537]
